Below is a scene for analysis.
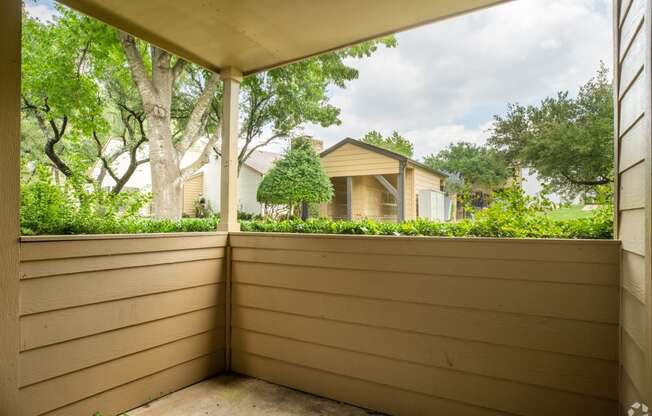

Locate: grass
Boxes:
[546,204,598,221]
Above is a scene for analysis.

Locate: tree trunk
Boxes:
[147,107,183,219]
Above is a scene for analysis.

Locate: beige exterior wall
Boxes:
[615,0,652,410]
[321,143,398,177]
[413,164,443,193]
[183,172,204,216]
[17,233,227,416]
[229,233,620,415]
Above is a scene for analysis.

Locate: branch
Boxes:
[181,129,219,181]
[117,31,155,99]
[238,133,283,168]
[176,72,220,156]
[172,58,187,81]
[93,131,120,183]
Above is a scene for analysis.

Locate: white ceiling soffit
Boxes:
[58,0,510,75]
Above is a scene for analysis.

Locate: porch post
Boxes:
[346,176,353,220]
[397,161,406,222]
[0,0,21,413]
[217,67,242,232]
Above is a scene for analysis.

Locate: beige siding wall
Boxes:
[183,173,204,217]
[413,165,442,193]
[18,233,227,416]
[615,0,652,409]
[229,233,620,416]
[321,143,398,177]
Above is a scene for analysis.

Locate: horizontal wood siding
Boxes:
[616,0,652,410]
[321,143,398,177]
[229,233,620,416]
[18,233,227,416]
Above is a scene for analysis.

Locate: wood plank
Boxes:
[619,114,646,172]
[232,352,513,416]
[620,0,645,60]
[232,262,618,323]
[20,247,224,279]
[229,233,620,264]
[20,259,224,315]
[20,332,221,416]
[620,26,644,96]
[623,250,646,303]
[232,284,618,360]
[20,307,225,387]
[20,233,227,261]
[43,353,222,416]
[622,330,648,397]
[232,307,617,399]
[620,209,646,255]
[232,248,619,286]
[620,161,647,210]
[620,71,646,132]
[232,331,617,416]
[20,283,224,351]
[620,0,633,26]
[622,290,648,351]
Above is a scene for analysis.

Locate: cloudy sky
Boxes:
[27,0,613,160]
[301,0,613,159]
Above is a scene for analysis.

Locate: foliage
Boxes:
[21,7,149,191]
[237,37,396,167]
[488,64,613,197]
[22,4,394,218]
[360,130,414,157]
[21,166,150,235]
[423,142,511,194]
[257,138,333,216]
[22,177,611,238]
[243,185,612,239]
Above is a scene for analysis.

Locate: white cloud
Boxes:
[25,3,58,23]
[304,0,612,159]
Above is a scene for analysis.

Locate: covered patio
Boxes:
[0,1,648,416]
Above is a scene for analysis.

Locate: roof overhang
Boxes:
[58,0,510,75]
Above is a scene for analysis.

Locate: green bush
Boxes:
[20,169,613,239]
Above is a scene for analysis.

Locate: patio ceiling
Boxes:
[58,0,509,75]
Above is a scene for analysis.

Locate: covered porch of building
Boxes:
[0,1,647,416]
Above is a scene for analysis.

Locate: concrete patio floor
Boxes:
[127,373,384,416]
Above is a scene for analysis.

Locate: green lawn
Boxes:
[547,205,597,221]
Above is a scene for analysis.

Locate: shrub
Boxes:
[20,170,613,239]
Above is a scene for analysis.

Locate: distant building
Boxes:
[319,139,450,222]
[182,150,281,216]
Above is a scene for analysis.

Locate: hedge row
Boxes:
[21,214,612,239]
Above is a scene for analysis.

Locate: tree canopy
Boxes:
[423,142,511,193]
[488,64,613,197]
[360,130,414,157]
[21,4,394,218]
[257,138,333,216]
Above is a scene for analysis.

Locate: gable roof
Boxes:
[245,150,282,175]
[320,138,448,178]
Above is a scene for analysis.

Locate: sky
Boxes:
[26,0,613,162]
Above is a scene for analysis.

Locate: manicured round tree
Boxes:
[257,138,333,218]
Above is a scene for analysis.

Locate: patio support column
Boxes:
[346,176,353,220]
[0,0,21,413]
[397,161,406,222]
[217,67,242,232]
